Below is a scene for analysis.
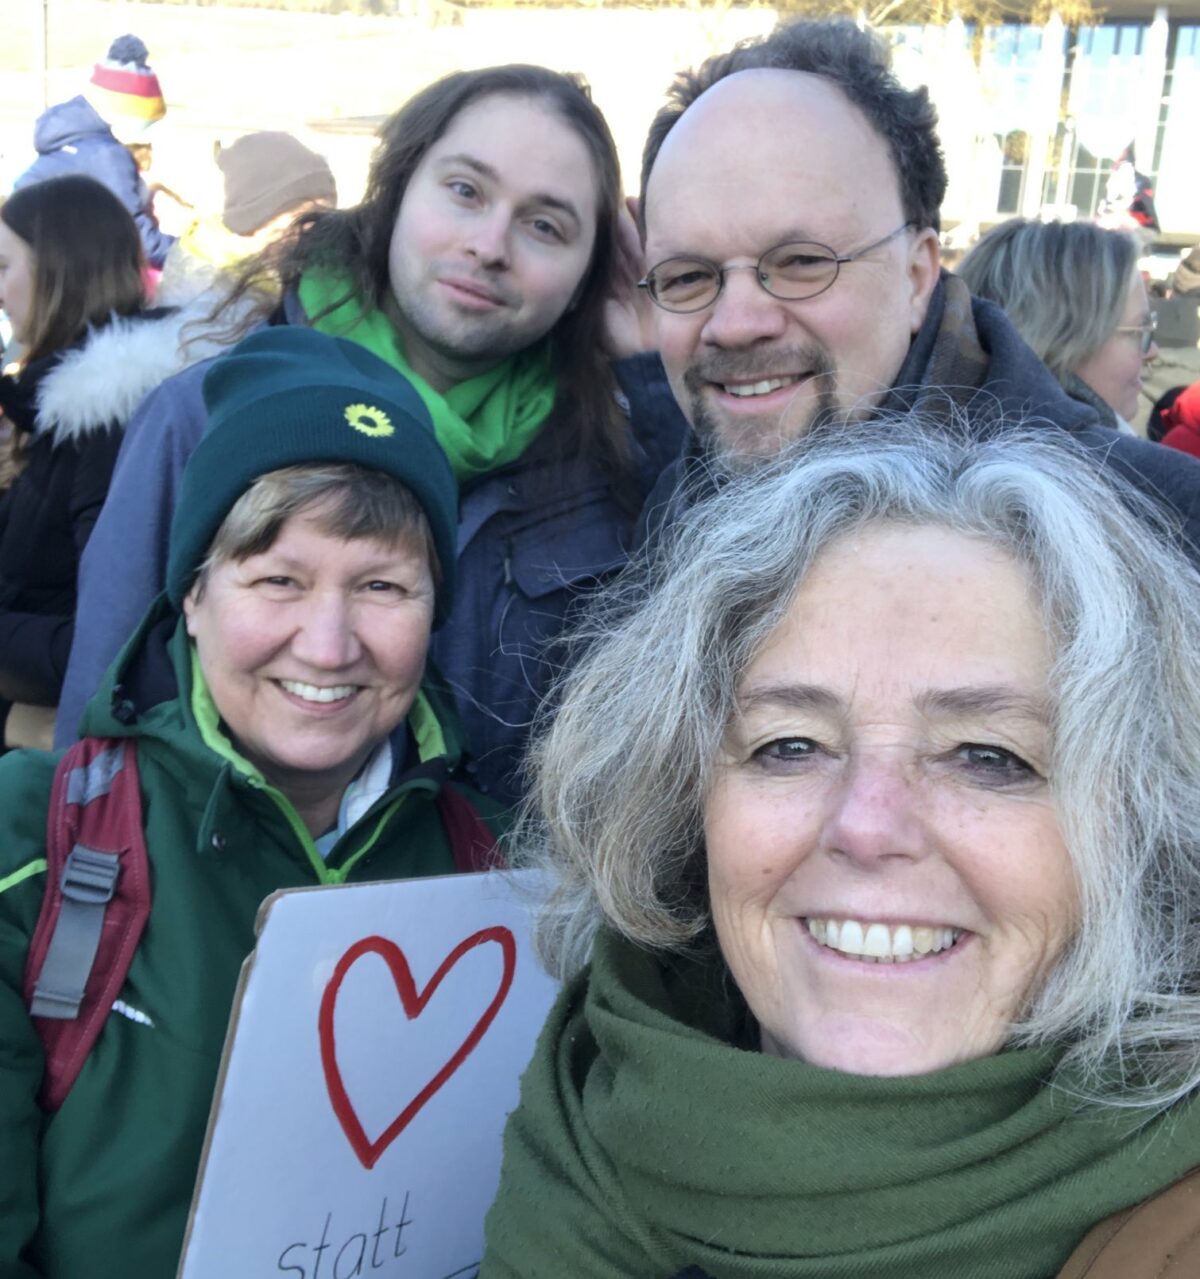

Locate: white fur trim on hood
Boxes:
[34,298,239,446]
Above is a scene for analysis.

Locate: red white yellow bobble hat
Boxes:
[88,35,166,138]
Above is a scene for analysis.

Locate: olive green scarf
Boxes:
[482,929,1200,1279]
[297,270,555,481]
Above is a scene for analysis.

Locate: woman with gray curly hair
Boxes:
[956,218,1158,433]
[480,420,1200,1279]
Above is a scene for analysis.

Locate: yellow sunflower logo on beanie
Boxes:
[345,403,394,438]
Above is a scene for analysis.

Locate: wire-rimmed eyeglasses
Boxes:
[638,223,913,314]
[1114,313,1158,355]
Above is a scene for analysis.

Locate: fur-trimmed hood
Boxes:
[35,301,234,446]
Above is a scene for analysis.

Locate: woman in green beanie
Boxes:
[0,326,503,1278]
[481,420,1200,1279]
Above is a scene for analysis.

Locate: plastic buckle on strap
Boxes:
[61,845,120,905]
[30,845,122,1020]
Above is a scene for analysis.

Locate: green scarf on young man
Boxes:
[480,927,1200,1279]
[298,270,555,481]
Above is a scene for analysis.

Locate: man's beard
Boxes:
[682,344,841,470]
[391,288,529,364]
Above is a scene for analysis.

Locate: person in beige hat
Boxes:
[158,132,338,301]
[218,131,337,238]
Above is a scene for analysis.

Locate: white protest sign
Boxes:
[178,870,557,1279]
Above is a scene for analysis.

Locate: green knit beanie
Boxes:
[166,327,458,622]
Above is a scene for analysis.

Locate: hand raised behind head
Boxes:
[602,197,659,359]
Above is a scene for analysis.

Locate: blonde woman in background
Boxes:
[956,218,1158,434]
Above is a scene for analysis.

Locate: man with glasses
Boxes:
[634,19,1200,546]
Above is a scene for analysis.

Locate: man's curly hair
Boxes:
[639,19,947,235]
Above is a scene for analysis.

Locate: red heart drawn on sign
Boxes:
[318,927,517,1170]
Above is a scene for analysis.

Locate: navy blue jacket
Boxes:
[15,97,176,268]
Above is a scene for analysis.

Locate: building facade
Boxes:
[889,5,1200,240]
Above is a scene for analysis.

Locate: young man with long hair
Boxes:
[58,65,683,806]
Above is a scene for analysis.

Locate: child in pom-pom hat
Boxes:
[13,35,176,268]
[86,35,167,137]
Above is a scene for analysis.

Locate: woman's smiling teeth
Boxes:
[278,679,357,704]
[806,918,963,963]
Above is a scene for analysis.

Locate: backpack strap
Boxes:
[435,785,503,873]
[23,737,151,1112]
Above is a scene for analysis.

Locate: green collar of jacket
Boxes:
[186,646,450,880]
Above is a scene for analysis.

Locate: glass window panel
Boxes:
[1069,171,1100,213]
[998,168,1024,214]
[1154,25,1200,231]
[1068,22,1154,170]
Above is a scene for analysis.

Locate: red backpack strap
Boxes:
[23,737,151,1112]
[435,785,503,873]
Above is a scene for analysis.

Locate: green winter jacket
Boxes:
[0,598,504,1279]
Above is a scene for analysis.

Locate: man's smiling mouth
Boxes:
[721,375,804,398]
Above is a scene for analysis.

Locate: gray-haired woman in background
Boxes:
[957,219,1158,433]
[481,420,1200,1279]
